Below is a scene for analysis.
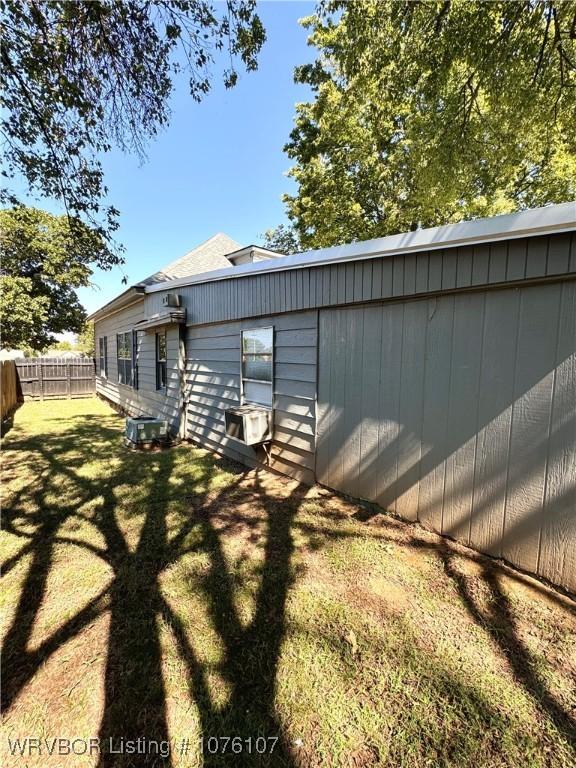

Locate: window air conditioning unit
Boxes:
[126,416,168,446]
[162,293,181,308]
[224,405,273,445]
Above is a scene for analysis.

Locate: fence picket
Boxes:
[1,361,19,419]
[14,358,95,400]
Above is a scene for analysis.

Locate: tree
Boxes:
[262,223,301,255]
[76,321,95,357]
[0,207,108,350]
[1,1,265,251]
[280,0,576,249]
[45,339,74,353]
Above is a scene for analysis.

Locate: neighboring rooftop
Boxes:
[139,232,243,285]
[87,232,284,321]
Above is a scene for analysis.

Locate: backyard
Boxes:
[1,398,575,768]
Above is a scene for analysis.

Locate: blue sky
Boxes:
[74,1,315,314]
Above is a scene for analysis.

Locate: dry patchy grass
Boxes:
[1,399,575,768]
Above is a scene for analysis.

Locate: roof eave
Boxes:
[87,285,145,322]
[144,202,576,294]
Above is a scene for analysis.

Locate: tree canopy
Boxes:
[0,207,108,350]
[75,321,95,357]
[273,0,576,250]
[1,0,265,255]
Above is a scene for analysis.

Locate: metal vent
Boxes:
[162,293,181,308]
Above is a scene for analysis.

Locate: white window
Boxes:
[241,327,273,407]
[155,331,167,390]
[117,331,138,388]
[99,336,108,378]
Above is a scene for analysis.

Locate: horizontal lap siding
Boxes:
[185,311,317,483]
[163,233,575,327]
[94,301,181,431]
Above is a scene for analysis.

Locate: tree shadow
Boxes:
[2,410,305,766]
[437,538,576,745]
[2,405,575,767]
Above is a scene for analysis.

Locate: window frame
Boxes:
[116,331,137,388]
[240,326,273,408]
[99,336,108,378]
[155,330,167,391]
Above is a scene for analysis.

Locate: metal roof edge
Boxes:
[87,286,145,322]
[144,202,576,294]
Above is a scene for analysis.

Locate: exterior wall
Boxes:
[316,281,576,593]
[94,300,182,432]
[93,228,575,592]
[144,232,575,326]
[185,311,317,484]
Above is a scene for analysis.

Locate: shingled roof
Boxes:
[138,232,242,286]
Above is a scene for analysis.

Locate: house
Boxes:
[0,349,25,360]
[88,204,576,593]
[43,349,85,359]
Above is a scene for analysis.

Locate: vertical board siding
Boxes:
[316,281,576,592]
[538,281,576,591]
[94,300,182,431]
[501,284,560,573]
[374,303,403,513]
[441,292,485,543]
[418,296,455,532]
[469,289,519,557]
[159,233,574,328]
[395,301,427,521]
[358,305,383,503]
[185,311,317,484]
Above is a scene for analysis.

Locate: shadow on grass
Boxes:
[1,401,22,437]
[2,405,575,766]
[2,410,303,766]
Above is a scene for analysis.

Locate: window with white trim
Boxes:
[241,327,273,407]
[117,331,137,387]
[155,331,167,390]
[99,336,108,378]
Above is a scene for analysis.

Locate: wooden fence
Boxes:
[15,358,96,400]
[1,360,20,420]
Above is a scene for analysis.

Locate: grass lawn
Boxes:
[1,398,575,768]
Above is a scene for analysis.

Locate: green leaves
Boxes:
[281,0,576,249]
[1,0,265,250]
[0,207,109,350]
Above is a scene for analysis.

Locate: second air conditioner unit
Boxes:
[224,405,273,445]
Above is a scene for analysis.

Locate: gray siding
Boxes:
[94,300,182,431]
[185,311,317,484]
[316,281,576,593]
[93,229,574,592]
[144,233,575,326]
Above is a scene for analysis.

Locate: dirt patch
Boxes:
[367,576,410,615]
[348,743,380,768]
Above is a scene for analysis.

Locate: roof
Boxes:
[86,286,145,322]
[145,202,576,294]
[87,232,243,321]
[138,232,242,285]
[225,244,283,264]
